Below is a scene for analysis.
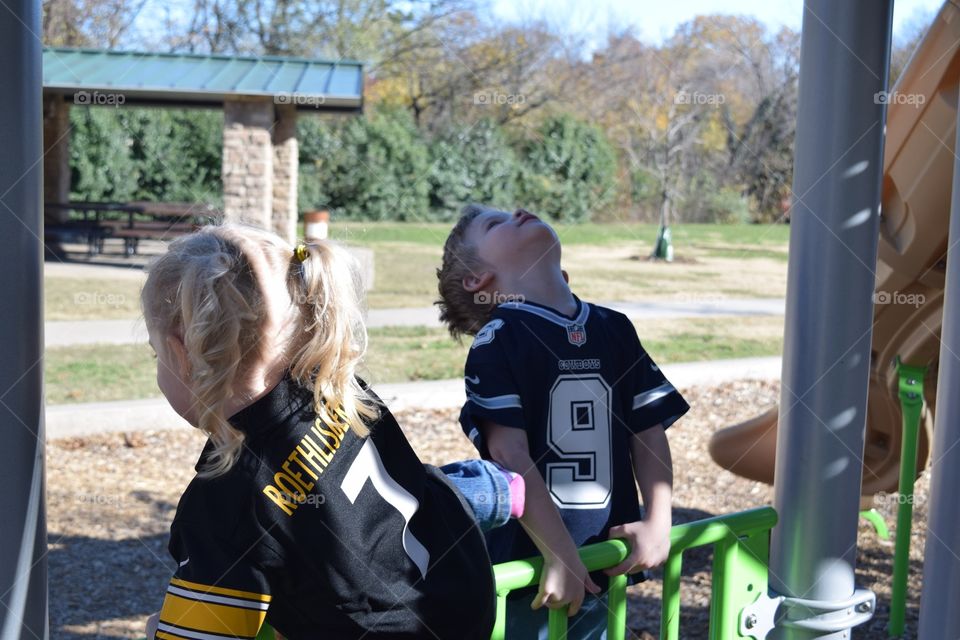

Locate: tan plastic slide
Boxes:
[709,1,960,497]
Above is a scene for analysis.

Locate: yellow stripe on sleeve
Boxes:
[159,592,266,638]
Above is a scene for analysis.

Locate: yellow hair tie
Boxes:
[294,242,310,263]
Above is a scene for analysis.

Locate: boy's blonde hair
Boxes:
[141,223,378,478]
[435,204,499,341]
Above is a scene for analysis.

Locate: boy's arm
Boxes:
[605,424,674,576]
[633,424,674,528]
[482,419,600,615]
[145,612,158,638]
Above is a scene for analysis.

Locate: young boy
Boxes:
[436,204,690,639]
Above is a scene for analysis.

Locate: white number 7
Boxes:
[341,439,430,578]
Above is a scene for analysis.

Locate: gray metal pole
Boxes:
[768,2,892,639]
[917,86,960,639]
[0,0,49,637]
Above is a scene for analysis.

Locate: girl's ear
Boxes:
[462,271,494,293]
[561,269,570,284]
[165,334,191,380]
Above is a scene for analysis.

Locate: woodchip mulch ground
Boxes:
[47,380,927,639]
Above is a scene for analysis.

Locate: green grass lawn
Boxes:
[41,222,789,405]
[329,221,791,248]
[332,222,790,309]
[45,277,145,321]
[44,317,784,404]
[44,222,791,319]
[45,343,159,404]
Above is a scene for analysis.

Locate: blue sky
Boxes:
[487,0,944,50]
[131,0,946,56]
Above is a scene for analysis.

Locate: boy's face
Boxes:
[464,207,560,283]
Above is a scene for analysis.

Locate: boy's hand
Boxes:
[604,518,671,576]
[532,555,601,616]
[145,612,159,638]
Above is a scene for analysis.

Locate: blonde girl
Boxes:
[141,224,521,640]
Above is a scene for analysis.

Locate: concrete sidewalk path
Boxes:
[46,298,786,347]
[45,356,782,439]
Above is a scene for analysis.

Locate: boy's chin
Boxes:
[525,225,561,250]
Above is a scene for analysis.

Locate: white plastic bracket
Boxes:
[740,588,876,639]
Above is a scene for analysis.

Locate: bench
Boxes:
[45,219,112,255]
[101,221,200,256]
[45,201,219,257]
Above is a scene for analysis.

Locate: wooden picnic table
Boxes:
[45,201,221,256]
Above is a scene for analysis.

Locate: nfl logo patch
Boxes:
[567,323,586,346]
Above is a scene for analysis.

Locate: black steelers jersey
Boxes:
[458,295,689,584]
[154,373,495,640]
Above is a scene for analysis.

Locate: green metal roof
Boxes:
[42,47,363,111]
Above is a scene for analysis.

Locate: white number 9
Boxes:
[545,374,613,509]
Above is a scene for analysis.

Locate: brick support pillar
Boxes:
[222,97,274,230]
[271,103,298,243]
[42,93,70,224]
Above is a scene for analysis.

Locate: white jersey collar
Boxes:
[499,295,590,327]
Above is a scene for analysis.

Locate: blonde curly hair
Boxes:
[141,223,378,478]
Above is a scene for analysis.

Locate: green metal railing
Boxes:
[491,506,778,640]
[177,507,777,640]
[859,507,890,540]
[888,357,926,637]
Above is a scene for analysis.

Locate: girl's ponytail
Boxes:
[289,241,379,439]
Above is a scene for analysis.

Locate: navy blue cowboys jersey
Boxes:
[155,373,495,640]
[458,295,689,583]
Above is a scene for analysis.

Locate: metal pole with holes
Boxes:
[767,2,892,638]
[917,86,960,639]
[0,0,49,637]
